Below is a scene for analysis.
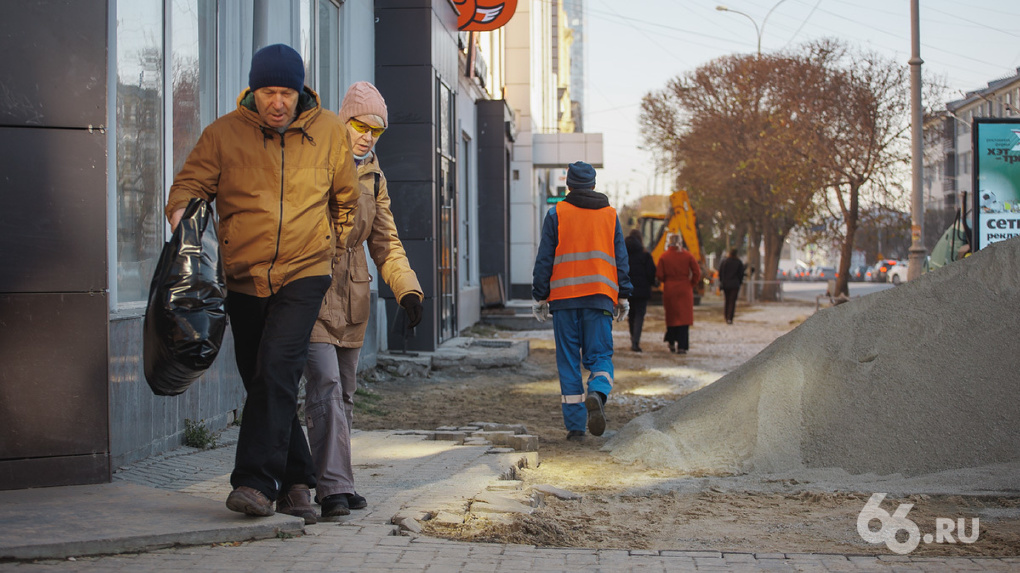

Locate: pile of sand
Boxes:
[606,238,1020,478]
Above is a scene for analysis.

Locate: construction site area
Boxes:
[357,237,1020,557]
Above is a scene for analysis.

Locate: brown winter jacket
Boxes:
[165,88,360,297]
[309,153,423,348]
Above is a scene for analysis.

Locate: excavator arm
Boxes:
[640,189,707,300]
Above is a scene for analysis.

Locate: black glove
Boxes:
[400,294,423,328]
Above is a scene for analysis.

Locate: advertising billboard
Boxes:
[972,118,1020,250]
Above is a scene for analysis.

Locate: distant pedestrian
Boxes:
[532,161,633,442]
[718,248,745,325]
[625,229,656,352]
[656,234,701,354]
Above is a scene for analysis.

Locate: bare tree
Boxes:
[640,54,823,300]
[641,40,947,300]
[793,40,918,297]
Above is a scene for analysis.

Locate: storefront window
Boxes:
[317,0,340,111]
[298,0,341,111]
[300,0,313,80]
[172,0,218,176]
[116,0,164,305]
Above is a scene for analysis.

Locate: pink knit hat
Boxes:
[339,81,388,126]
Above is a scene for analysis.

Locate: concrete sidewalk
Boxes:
[3,426,1018,571]
[0,426,535,561]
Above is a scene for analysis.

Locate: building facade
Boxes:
[0,0,601,490]
[927,68,1020,233]
[561,0,586,132]
[372,1,512,351]
[504,0,603,299]
[1,0,397,490]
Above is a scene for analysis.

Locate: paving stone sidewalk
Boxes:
[3,426,1017,572]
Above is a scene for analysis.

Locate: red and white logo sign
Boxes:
[454,0,518,31]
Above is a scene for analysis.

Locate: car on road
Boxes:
[872,259,899,283]
[812,266,838,281]
[787,265,809,281]
[886,260,911,285]
[848,264,868,282]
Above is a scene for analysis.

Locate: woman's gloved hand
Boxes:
[400,294,423,328]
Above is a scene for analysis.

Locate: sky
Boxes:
[582,0,1020,206]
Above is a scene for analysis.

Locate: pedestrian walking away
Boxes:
[532,161,633,442]
[718,248,745,325]
[165,43,360,525]
[656,234,701,354]
[304,81,423,518]
[624,229,656,352]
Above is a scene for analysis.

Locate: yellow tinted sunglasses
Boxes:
[349,118,386,137]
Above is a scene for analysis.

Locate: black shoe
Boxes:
[346,492,367,510]
[321,493,350,517]
[668,342,676,353]
[585,392,607,437]
[677,348,688,355]
[566,430,586,442]
[631,346,642,352]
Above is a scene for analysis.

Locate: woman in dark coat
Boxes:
[718,248,745,324]
[656,234,702,354]
[625,230,657,352]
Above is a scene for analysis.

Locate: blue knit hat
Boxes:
[566,161,596,190]
[249,44,305,93]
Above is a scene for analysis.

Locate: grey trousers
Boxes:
[304,343,360,499]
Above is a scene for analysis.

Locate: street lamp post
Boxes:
[907,0,926,280]
[716,0,790,57]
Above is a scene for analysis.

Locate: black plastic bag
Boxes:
[143,198,227,396]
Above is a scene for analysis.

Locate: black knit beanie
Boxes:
[566,161,597,190]
[249,44,305,93]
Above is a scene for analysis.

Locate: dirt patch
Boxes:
[425,492,1020,557]
[355,298,1020,556]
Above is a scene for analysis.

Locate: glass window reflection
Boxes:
[116,0,163,305]
[318,0,340,111]
[172,0,218,176]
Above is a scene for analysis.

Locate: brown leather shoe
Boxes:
[277,484,318,524]
[225,486,274,517]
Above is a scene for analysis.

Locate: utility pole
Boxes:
[907,0,926,280]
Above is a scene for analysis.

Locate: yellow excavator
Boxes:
[637,189,706,302]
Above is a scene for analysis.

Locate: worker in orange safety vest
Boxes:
[531,161,633,442]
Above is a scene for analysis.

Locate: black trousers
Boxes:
[723,287,740,323]
[664,325,690,350]
[226,275,331,500]
[627,297,649,349]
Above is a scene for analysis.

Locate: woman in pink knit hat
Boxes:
[303,81,424,518]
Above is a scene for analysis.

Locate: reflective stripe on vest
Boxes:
[549,202,619,303]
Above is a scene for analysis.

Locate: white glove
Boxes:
[532,300,550,322]
[613,299,630,322]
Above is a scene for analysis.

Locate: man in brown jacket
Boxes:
[165,44,359,524]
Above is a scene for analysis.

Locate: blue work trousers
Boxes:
[553,308,615,431]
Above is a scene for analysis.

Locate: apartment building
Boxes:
[929,68,1020,215]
